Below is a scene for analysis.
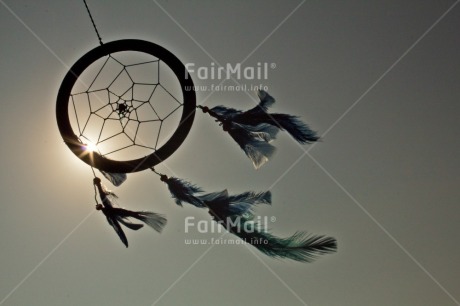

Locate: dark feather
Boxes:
[105,215,129,247]
[211,90,319,145]
[227,190,271,205]
[202,190,336,262]
[162,176,205,207]
[198,190,228,204]
[226,191,271,215]
[236,113,319,144]
[93,177,167,247]
[100,170,127,186]
[255,89,276,111]
[241,123,279,142]
[210,105,241,118]
[238,225,337,262]
[226,122,276,169]
[118,218,144,230]
[199,105,276,169]
[99,206,167,247]
[244,89,276,114]
[210,90,274,117]
[271,113,319,144]
[201,190,270,220]
[135,212,167,233]
[112,208,167,233]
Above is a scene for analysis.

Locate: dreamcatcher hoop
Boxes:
[56,39,196,173]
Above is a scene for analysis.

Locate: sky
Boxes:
[1,1,460,305]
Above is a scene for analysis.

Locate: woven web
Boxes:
[69,51,184,160]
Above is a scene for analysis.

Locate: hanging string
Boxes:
[93,183,99,204]
[150,168,161,176]
[90,166,97,178]
[82,0,103,45]
[90,167,99,204]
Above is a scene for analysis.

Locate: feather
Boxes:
[198,190,229,203]
[241,123,279,142]
[100,170,127,186]
[210,90,274,117]
[237,224,337,263]
[256,89,276,111]
[160,175,205,207]
[198,190,270,218]
[199,90,318,168]
[118,218,144,231]
[226,122,276,169]
[210,90,319,145]
[274,113,319,144]
[226,191,271,215]
[93,177,167,247]
[105,214,129,247]
[135,212,167,233]
[198,106,276,169]
[227,191,271,205]
[243,113,319,144]
[209,105,241,117]
[113,209,167,233]
[201,191,336,262]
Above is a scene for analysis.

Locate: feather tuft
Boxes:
[162,176,205,207]
[269,113,319,144]
[93,177,167,247]
[118,219,143,231]
[241,227,337,262]
[201,189,336,263]
[100,171,127,186]
[226,123,276,169]
[132,211,167,233]
[202,90,318,168]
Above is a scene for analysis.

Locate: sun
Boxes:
[83,141,98,152]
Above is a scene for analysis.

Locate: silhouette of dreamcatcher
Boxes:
[56,0,337,263]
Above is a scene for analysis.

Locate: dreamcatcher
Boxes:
[56,1,337,262]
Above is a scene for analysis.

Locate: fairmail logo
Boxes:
[184,215,276,234]
[185,62,276,80]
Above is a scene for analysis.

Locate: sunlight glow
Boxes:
[83,142,98,152]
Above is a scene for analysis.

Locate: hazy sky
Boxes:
[1,1,459,305]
